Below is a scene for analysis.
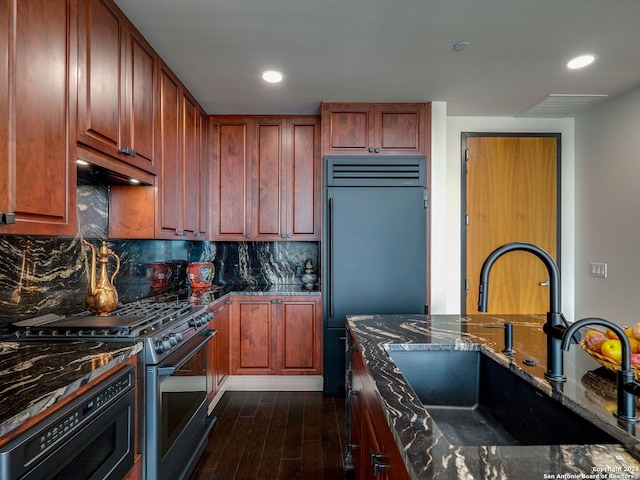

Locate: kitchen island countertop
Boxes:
[0,341,142,438]
[347,313,640,479]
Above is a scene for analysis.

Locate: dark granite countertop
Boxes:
[0,284,317,440]
[0,341,142,438]
[347,314,640,479]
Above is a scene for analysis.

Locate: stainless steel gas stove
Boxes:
[12,300,213,364]
[11,300,216,480]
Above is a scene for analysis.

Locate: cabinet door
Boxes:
[374,103,427,156]
[77,0,125,157]
[0,0,77,235]
[157,61,181,238]
[230,297,276,374]
[286,117,321,240]
[349,348,366,480]
[197,108,209,238]
[321,103,374,155]
[213,300,230,389]
[123,25,156,169]
[209,116,251,240]
[78,0,157,174]
[278,297,322,374]
[181,90,199,237]
[252,118,285,240]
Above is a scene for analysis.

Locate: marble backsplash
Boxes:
[0,185,319,325]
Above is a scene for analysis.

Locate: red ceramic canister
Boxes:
[187,262,214,289]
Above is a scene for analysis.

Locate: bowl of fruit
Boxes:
[581,323,640,379]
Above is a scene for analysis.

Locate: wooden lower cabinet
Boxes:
[350,343,409,480]
[229,295,322,375]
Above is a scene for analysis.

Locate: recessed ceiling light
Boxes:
[453,41,470,52]
[76,159,89,166]
[567,54,596,69]
[262,70,284,83]
[129,178,140,185]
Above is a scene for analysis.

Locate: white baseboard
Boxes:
[224,375,323,391]
[208,375,324,413]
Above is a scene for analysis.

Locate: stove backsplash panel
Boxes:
[0,236,319,325]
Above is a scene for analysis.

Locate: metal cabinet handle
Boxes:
[120,146,136,157]
[370,450,387,476]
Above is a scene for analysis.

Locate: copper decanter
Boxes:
[83,240,121,316]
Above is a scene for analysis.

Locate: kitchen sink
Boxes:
[386,346,620,446]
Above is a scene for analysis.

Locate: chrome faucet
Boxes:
[562,318,640,423]
[477,242,568,382]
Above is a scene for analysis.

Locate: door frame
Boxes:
[460,132,562,314]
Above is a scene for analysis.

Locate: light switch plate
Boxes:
[590,262,607,278]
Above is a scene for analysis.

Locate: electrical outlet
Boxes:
[590,262,607,278]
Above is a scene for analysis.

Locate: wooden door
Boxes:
[465,135,559,314]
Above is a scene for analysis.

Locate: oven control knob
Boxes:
[162,338,172,351]
[175,332,183,343]
[169,333,178,346]
[154,340,165,354]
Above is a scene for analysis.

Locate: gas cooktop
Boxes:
[9,300,213,364]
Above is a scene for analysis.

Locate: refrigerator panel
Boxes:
[326,186,426,328]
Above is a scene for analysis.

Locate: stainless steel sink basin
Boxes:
[386,347,620,446]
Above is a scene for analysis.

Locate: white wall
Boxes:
[574,85,640,322]
[430,110,576,319]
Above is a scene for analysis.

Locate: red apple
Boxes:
[631,353,640,365]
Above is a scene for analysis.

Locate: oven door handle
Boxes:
[157,329,214,377]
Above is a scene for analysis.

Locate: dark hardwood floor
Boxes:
[191,391,353,480]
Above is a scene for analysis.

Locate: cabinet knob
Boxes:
[374,147,380,154]
[176,231,187,236]
[1,213,16,225]
[246,234,251,239]
[368,147,374,153]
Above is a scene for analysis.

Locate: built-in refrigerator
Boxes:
[322,156,428,395]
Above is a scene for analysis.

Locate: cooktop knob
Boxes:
[169,333,178,346]
[162,338,172,351]
[154,340,164,354]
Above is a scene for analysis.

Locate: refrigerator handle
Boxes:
[328,196,334,318]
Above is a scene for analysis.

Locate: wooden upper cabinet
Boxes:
[0,0,77,236]
[322,102,429,156]
[208,117,250,239]
[209,115,320,241]
[156,61,208,240]
[77,0,157,175]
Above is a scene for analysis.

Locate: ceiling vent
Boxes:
[519,94,608,118]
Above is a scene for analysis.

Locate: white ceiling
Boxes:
[114,0,640,117]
